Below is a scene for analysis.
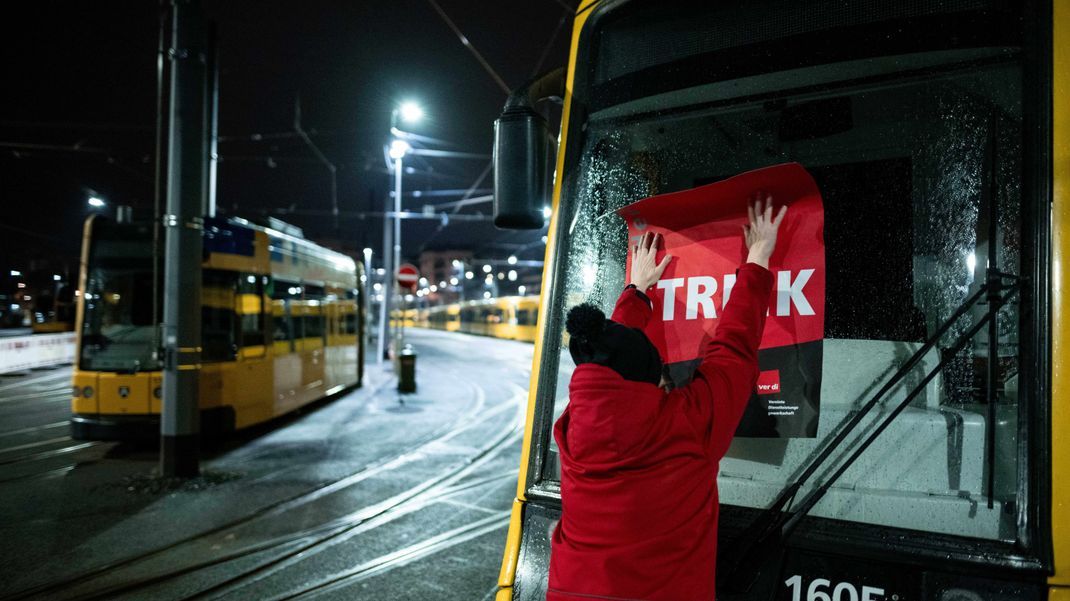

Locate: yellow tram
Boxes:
[70,216,363,439]
[493,0,1069,599]
[404,296,540,342]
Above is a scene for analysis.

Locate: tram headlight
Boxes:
[82,386,93,398]
[72,386,81,397]
[153,386,162,399]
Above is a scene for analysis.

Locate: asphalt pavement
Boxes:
[0,328,534,601]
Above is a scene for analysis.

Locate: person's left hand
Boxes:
[630,232,672,291]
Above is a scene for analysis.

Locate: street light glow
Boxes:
[389,139,411,160]
[482,264,492,273]
[88,196,106,208]
[507,255,517,265]
[399,102,424,123]
[542,205,552,219]
[363,248,373,259]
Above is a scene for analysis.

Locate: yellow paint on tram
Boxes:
[1051,0,1070,592]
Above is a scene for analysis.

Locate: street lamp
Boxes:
[381,101,424,366]
[399,101,424,124]
[389,139,411,160]
[88,196,106,208]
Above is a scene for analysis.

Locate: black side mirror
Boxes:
[493,68,565,229]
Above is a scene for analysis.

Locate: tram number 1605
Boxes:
[784,575,893,601]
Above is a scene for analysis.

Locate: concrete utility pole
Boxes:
[205,22,218,218]
[161,0,207,477]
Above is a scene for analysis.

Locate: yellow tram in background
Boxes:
[401,295,540,342]
[493,0,1069,599]
[70,216,363,439]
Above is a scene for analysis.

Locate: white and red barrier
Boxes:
[0,333,76,374]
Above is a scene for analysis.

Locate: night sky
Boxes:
[0,1,573,276]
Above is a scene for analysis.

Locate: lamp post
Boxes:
[362,247,373,350]
[389,138,408,360]
[378,101,423,367]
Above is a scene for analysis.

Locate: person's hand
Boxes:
[743,194,787,269]
[630,231,672,291]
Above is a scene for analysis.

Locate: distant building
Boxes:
[418,249,472,285]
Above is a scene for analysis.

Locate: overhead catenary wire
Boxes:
[411,3,568,257]
[531,11,569,76]
[416,160,494,253]
[293,97,339,230]
[424,0,512,95]
[548,0,577,15]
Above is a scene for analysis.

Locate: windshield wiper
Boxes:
[718,274,1020,592]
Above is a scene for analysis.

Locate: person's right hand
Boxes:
[630,231,672,291]
[743,194,787,269]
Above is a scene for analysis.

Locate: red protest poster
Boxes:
[618,162,825,438]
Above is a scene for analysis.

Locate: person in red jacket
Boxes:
[547,197,786,601]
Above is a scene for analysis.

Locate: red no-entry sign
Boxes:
[396,263,419,292]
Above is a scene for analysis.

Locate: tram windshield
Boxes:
[539,7,1026,543]
[80,222,160,372]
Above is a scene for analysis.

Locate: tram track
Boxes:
[2,378,518,601]
[0,370,71,394]
[43,386,525,601]
[0,463,88,485]
[0,440,101,467]
[0,440,107,485]
[183,402,525,601]
[0,436,105,482]
[273,509,510,601]
[0,435,76,455]
[0,388,71,405]
[0,421,68,439]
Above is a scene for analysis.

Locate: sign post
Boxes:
[396,263,419,292]
[394,263,419,363]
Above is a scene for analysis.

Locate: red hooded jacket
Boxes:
[547,262,773,601]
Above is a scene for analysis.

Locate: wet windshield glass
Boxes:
[80,223,160,372]
[541,57,1023,541]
